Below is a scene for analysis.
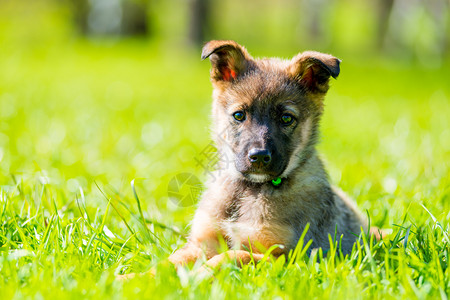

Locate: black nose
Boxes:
[248,148,272,165]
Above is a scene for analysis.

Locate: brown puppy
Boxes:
[169,40,369,269]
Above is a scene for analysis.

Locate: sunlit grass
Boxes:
[1,22,449,299]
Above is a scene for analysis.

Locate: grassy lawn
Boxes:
[1,17,450,299]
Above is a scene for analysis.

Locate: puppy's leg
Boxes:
[168,242,204,266]
[200,250,265,272]
[169,208,221,266]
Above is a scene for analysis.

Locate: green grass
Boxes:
[1,23,450,300]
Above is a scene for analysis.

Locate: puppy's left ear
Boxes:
[289,51,340,94]
[201,40,254,83]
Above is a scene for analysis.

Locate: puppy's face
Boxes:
[202,41,340,183]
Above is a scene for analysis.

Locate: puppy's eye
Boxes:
[233,111,246,122]
[281,114,295,125]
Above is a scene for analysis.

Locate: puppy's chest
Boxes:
[220,197,294,254]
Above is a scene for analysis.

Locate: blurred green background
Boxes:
[0,0,449,234]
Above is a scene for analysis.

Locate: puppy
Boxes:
[169,40,370,269]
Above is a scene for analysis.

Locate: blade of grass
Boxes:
[94,181,140,243]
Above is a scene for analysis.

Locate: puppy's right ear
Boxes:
[201,40,253,82]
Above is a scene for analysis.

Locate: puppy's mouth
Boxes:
[243,173,272,183]
[241,170,284,184]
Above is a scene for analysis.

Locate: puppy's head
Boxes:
[202,40,340,183]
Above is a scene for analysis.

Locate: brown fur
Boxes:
[169,40,369,269]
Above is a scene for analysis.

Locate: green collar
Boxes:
[271,177,282,186]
